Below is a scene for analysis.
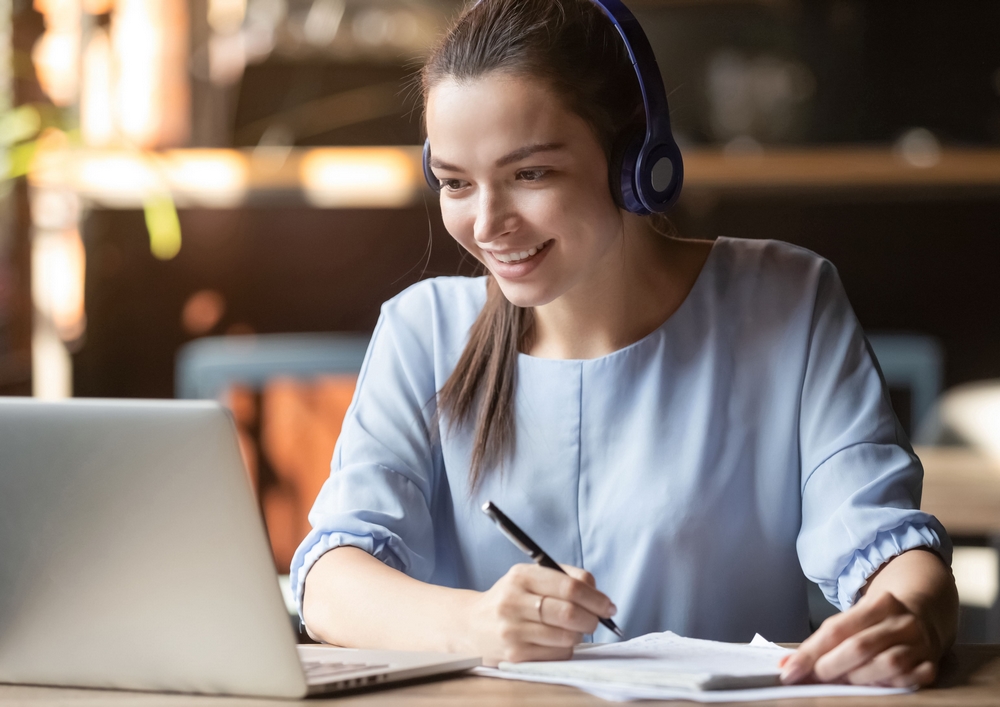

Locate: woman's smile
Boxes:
[483,240,552,278]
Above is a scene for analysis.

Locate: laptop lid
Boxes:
[0,398,309,698]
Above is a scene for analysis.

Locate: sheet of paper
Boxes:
[475,632,912,703]
[499,631,788,690]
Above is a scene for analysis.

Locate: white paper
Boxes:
[499,631,788,690]
[474,632,912,703]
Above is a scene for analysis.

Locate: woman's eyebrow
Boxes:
[429,142,567,173]
[495,142,566,167]
[428,157,463,172]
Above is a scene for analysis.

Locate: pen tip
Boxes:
[613,627,625,639]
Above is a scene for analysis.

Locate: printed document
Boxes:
[475,632,912,702]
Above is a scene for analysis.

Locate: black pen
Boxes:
[481,500,625,639]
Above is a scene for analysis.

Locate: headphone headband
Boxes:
[423,0,683,214]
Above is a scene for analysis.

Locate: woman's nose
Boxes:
[473,188,518,244]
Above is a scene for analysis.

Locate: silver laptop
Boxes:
[0,398,480,698]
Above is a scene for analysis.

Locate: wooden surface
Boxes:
[682,148,1000,191]
[916,445,1000,536]
[0,645,997,705]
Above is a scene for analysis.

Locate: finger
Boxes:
[842,644,920,686]
[517,620,584,649]
[515,565,615,618]
[889,660,937,689]
[562,565,597,588]
[534,596,601,633]
[853,657,937,689]
[499,641,575,664]
[781,593,905,684]
[812,613,925,682]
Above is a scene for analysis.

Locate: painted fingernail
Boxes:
[780,658,806,684]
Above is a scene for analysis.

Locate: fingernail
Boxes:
[780,658,806,684]
[609,604,618,617]
[778,655,790,668]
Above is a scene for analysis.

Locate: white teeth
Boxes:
[493,242,546,264]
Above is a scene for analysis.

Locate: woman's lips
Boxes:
[484,240,552,279]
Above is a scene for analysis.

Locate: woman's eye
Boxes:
[439,178,467,192]
[516,169,547,182]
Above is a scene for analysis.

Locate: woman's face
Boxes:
[425,73,624,308]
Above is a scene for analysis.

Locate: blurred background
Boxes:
[0,0,999,641]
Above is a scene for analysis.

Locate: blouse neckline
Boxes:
[517,237,724,365]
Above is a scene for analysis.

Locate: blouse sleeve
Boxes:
[289,294,440,620]
[796,260,952,611]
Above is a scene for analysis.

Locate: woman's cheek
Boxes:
[440,203,481,259]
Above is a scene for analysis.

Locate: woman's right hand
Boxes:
[462,563,617,666]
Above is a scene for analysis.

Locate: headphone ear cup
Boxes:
[609,130,649,215]
[423,138,441,193]
[607,133,631,210]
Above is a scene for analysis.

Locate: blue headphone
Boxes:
[422,0,683,215]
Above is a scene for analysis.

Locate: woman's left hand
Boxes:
[779,591,941,688]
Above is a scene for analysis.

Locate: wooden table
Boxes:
[1,645,998,706]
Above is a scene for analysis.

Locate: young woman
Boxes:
[293,0,958,687]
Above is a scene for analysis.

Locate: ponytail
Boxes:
[438,275,528,490]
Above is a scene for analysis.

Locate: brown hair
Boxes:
[424,0,647,489]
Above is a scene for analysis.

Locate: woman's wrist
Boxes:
[440,589,482,655]
[863,548,958,660]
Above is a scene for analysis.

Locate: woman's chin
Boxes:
[494,280,558,310]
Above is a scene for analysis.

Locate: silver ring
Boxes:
[535,596,545,623]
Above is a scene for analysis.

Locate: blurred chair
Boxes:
[176,333,370,400]
[176,333,370,577]
[866,333,944,439]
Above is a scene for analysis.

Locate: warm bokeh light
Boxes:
[32,149,248,209]
[74,151,160,206]
[207,0,246,34]
[31,227,86,342]
[31,0,82,106]
[182,290,226,335]
[82,0,114,14]
[31,30,79,107]
[32,323,72,399]
[81,29,115,147]
[159,150,249,207]
[300,147,421,208]
[112,0,190,148]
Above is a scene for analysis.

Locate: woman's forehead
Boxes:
[425,74,593,165]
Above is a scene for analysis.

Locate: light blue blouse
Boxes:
[291,237,950,643]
